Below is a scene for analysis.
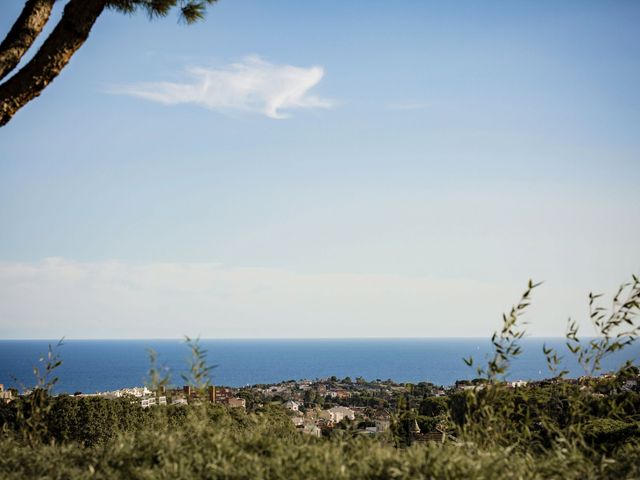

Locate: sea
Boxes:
[1,338,638,394]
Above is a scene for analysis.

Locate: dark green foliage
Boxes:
[447,391,469,427]
[11,339,64,444]
[582,418,640,449]
[45,396,148,445]
[107,0,218,24]
[418,396,448,417]
[0,401,16,429]
[416,415,439,433]
[1,407,640,479]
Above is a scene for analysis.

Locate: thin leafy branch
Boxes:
[543,275,640,378]
[13,338,65,444]
[181,336,217,391]
[464,280,542,381]
[145,348,171,393]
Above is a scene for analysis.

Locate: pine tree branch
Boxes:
[0,0,107,127]
[0,0,57,82]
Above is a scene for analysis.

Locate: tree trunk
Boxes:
[0,0,107,127]
[0,0,57,82]
[0,0,57,81]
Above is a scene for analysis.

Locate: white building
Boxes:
[0,384,14,404]
[284,400,300,411]
[98,386,152,398]
[140,396,166,408]
[320,406,355,423]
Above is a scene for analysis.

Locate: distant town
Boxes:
[3,372,638,441]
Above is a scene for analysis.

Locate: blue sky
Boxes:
[0,1,639,338]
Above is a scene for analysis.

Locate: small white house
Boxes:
[320,406,355,423]
[510,380,528,389]
[284,400,300,411]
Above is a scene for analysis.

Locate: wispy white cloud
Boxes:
[387,102,430,111]
[110,55,334,119]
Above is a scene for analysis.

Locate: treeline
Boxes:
[1,391,639,479]
[0,396,292,446]
[392,376,640,451]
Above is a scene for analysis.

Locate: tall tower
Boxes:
[183,385,191,402]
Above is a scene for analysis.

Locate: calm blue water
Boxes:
[0,339,638,394]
